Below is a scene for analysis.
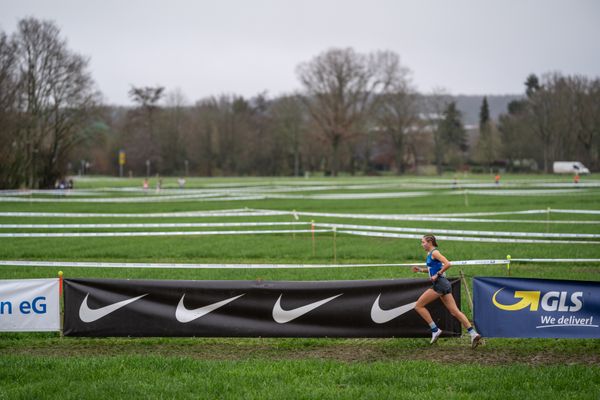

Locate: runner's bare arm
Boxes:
[432,250,451,274]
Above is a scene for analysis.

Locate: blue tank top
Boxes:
[426,249,444,278]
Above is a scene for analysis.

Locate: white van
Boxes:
[553,161,590,174]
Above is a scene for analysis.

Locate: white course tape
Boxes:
[0,210,288,218]
[261,208,599,218]
[2,207,599,221]
[0,191,434,202]
[2,221,596,239]
[399,209,600,217]
[263,192,431,200]
[0,222,307,229]
[550,209,600,215]
[0,229,329,238]
[315,223,600,239]
[510,258,600,263]
[453,189,588,196]
[280,210,600,225]
[0,194,268,203]
[0,190,98,196]
[339,229,600,245]
[417,210,549,217]
[0,259,509,269]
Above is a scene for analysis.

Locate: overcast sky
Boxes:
[2,0,599,105]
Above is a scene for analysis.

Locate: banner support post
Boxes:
[332,227,337,264]
[311,220,315,257]
[459,270,473,314]
[58,270,63,296]
[58,270,64,338]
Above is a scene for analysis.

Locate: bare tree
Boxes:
[498,100,540,171]
[190,94,253,176]
[124,85,164,175]
[3,18,99,188]
[375,70,418,174]
[497,73,600,172]
[526,73,557,172]
[0,31,21,188]
[475,97,501,171]
[191,97,220,176]
[527,73,581,172]
[296,48,400,176]
[438,101,468,172]
[270,94,306,176]
[569,76,600,169]
[425,89,452,175]
[161,88,189,174]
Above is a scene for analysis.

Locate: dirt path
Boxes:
[3,338,599,365]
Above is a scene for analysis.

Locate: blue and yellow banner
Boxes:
[473,277,599,338]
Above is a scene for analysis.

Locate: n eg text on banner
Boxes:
[0,279,60,332]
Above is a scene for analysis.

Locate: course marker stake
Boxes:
[311,220,315,256]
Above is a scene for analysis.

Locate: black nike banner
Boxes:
[63,278,462,338]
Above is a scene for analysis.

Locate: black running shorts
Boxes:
[432,276,452,295]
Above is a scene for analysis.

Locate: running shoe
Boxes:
[430,329,442,344]
[471,333,482,349]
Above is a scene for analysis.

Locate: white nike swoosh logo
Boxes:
[370,294,416,324]
[79,293,148,323]
[175,293,245,323]
[272,293,342,324]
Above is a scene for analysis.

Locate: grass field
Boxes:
[1,174,599,399]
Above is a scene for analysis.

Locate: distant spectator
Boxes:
[574,174,580,184]
[178,178,186,189]
[143,179,149,191]
[494,174,500,185]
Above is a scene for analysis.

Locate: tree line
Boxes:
[498,74,600,173]
[1,18,599,188]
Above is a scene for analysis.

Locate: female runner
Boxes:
[412,235,481,348]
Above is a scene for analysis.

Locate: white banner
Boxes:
[0,279,60,332]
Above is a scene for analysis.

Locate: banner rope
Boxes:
[1,258,598,270]
[0,259,509,269]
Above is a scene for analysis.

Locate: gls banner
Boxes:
[64,278,461,337]
[0,279,60,332]
[474,277,600,338]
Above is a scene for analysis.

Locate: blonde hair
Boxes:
[423,234,438,247]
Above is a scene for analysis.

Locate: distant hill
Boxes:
[451,94,523,126]
[105,94,521,128]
